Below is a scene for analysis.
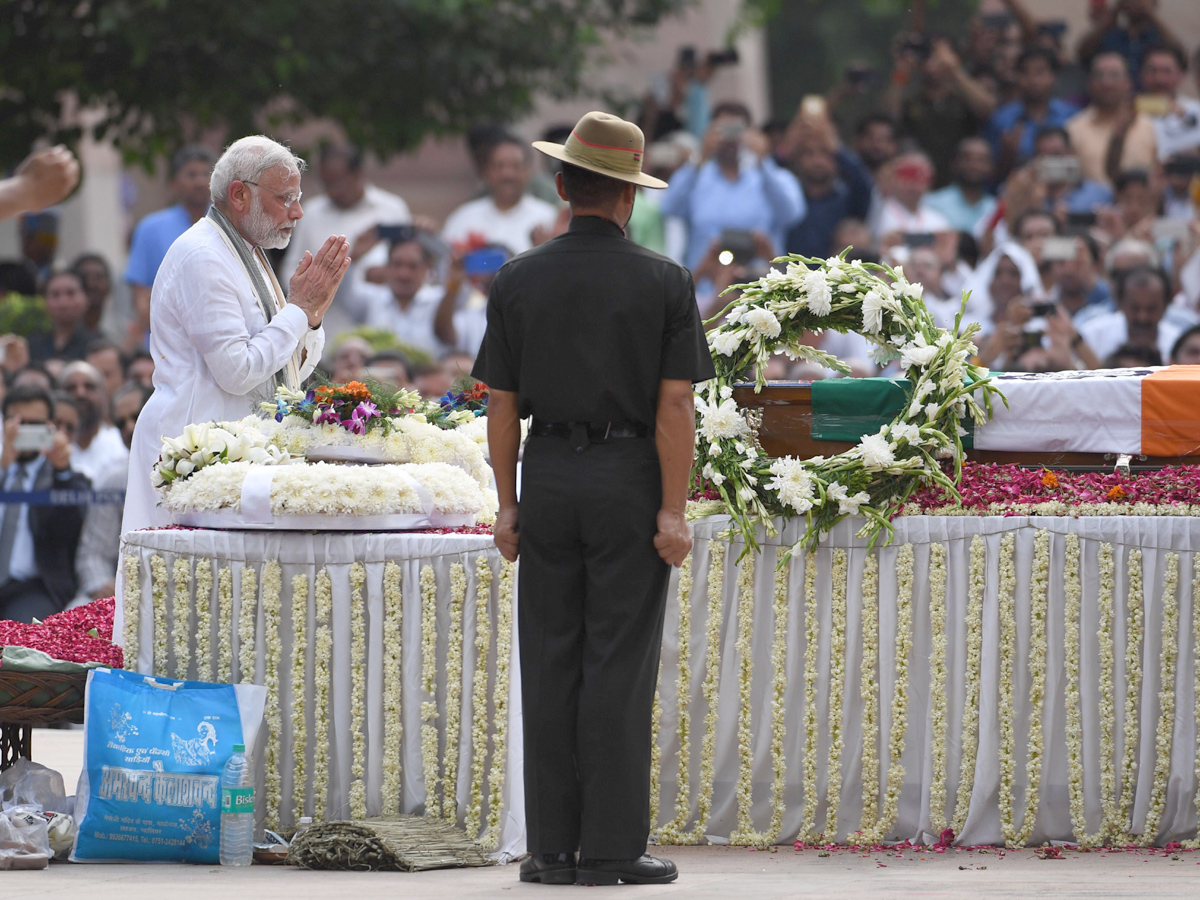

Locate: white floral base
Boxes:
[170,509,477,531]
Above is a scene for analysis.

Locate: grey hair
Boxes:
[210,135,307,207]
[1105,237,1159,274]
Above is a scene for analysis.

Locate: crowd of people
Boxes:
[1,0,1199,620]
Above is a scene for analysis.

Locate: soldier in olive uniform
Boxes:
[474,111,715,885]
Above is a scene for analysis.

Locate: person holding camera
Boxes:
[986,47,1080,178]
[0,384,91,622]
[660,101,804,271]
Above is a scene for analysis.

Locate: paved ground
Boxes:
[8,729,1200,898]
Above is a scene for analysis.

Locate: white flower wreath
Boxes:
[696,251,1004,550]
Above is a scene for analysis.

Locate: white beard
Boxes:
[244,192,293,250]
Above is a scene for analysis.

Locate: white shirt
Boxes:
[1078,311,1183,364]
[451,307,487,356]
[72,423,128,484]
[1152,96,1200,161]
[347,279,447,357]
[280,184,411,280]
[441,194,558,256]
[121,218,324,535]
[874,199,951,239]
[4,456,45,581]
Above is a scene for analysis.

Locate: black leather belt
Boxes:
[530,419,649,442]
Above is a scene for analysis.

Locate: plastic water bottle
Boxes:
[219,743,254,866]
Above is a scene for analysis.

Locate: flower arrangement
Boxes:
[0,596,124,668]
[152,420,291,488]
[429,377,489,431]
[267,380,418,436]
[697,252,1002,552]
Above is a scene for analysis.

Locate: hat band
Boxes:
[563,131,644,177]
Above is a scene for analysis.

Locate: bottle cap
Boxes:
[233,743,245,752]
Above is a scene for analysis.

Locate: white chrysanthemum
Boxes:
[856,432,896,470]
[743,307,782,338]
[826,481,871,516]
[710,330,744,357]
[767,457,815,514]
[803,269,833,316]
[899,334,938,370]
[861,290,886,334]
[699,397,749,441]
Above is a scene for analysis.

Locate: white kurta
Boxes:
[122,218,324,535]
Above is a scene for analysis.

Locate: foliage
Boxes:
[0,292,50,337]
[0,0,690,171]
[695,251,1003,554]
[336,328,433,368]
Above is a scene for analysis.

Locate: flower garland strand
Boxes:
[824,547,848,841]
[312,569,333,821]
[1141,551,1180,846]
[217,567,233,683]
[858,552,880,839]
[1063,534,1099,846]
[1095,544,1118,843]
[1185,555,1200,850]
[799,550,820,842]
[926,543,949,836]
[290,572,309,824]
[238,566,258,683]
[442,563,468,824]
[464,557,490,837]
[261,560,283,828]
[150,555,167,677]
[871,544,914,844]
[730,554,763,846]
[194,559,213,680]
[689,541,727,843]
[419,565,441,820]
[1116,548,1144,841]
[382,562,404,818]
[765,552,791,844]
[649,661,664,832]
[658,551,694,844]
[122,555,140,671]
[951,536,985,835]
[997,533,1019,844]
[1013,529,1050,847]
[483,560,514,849]
[348,563,368,819]
[171,557,191,679]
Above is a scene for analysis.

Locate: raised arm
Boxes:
[0,146,79,221]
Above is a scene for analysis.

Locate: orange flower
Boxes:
[1107,484,1126,501]
[1040,470,1059,488]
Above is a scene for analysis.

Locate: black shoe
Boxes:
[576,853,678,885]
[519,852,578,884]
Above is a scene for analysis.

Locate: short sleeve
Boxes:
[660,268,716,383]
[124,218,159,286]
[471,275,519,391]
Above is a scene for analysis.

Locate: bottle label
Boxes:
[221,787,254,814]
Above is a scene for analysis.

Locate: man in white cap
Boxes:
[122,135,350,535]
[474,111,714,885]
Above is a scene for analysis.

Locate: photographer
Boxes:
[885,33,997,186]
[660,101,805,271]
[0,384,91,622]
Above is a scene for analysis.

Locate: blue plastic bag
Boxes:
[70,668,265,864]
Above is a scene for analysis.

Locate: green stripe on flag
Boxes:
[810,377,974,449]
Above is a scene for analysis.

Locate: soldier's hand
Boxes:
[494,506,519,562]
[654,508,692,567]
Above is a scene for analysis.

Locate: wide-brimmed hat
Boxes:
[532,111,668,189]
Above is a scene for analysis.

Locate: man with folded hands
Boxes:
[121,135,350,535]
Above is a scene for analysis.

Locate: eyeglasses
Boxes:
[240,180,303,208]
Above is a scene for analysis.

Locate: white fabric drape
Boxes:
[117,529,525,858]
[653,515,1200,847]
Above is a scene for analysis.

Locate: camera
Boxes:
[719,230,757,267]
[377,223,416,244]
[1036,156,1082,186]
[706,48,739,68]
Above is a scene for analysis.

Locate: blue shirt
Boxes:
[660,155,806,270]
[785,149,873,259]
[1063,180,1113,214]
[124,204,196,287]
[986,98,1080,164]
[923,184,997,235]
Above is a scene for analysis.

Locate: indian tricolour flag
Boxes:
[811,367,1200,457]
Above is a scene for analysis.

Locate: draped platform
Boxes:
[116,514,1200,853]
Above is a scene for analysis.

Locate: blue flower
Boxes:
[274,399,288,422]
